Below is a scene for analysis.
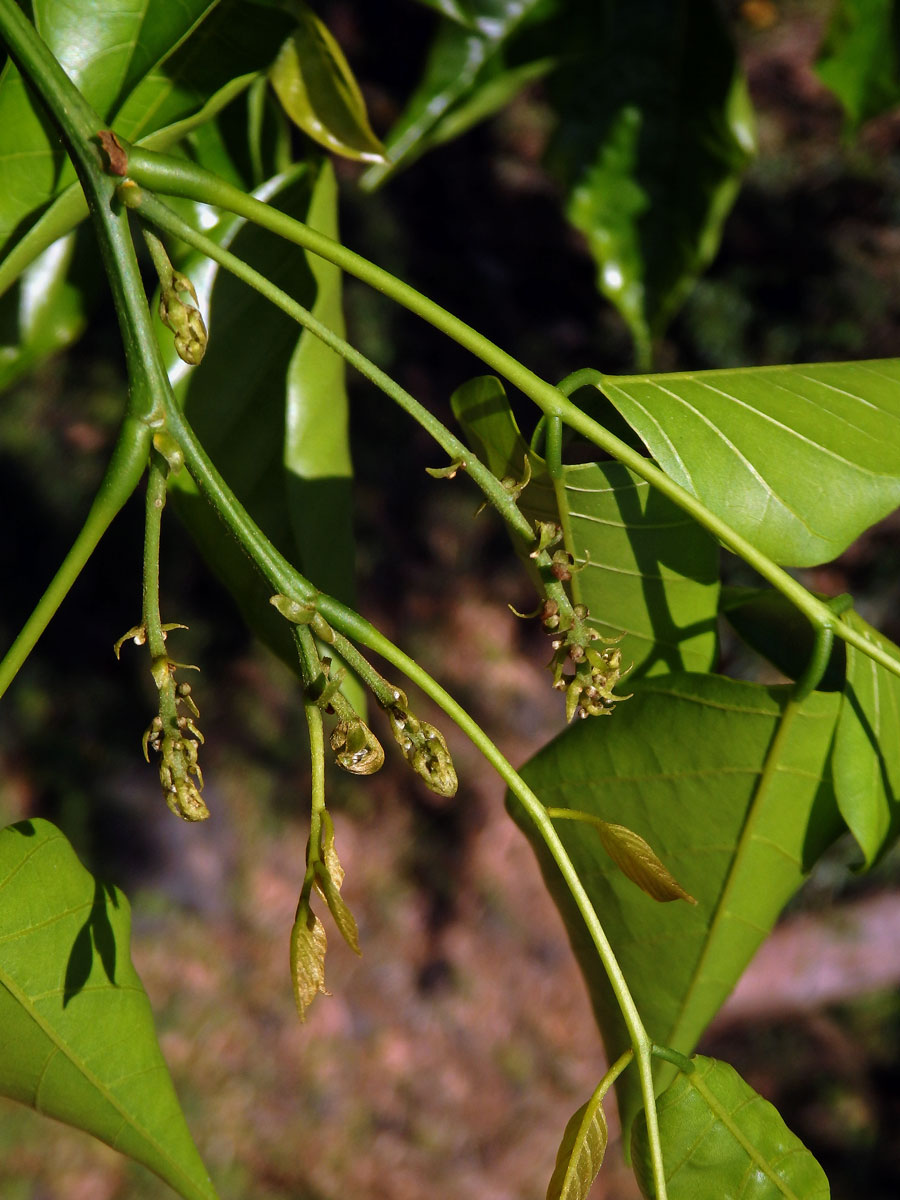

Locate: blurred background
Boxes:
[2,1,900,1196]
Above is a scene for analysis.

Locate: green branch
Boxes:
[121,148,900,684]
[121,185,536,545]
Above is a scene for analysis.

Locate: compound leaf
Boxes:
[510,674,842,1134]
[597,358,900,566]
[631,1056,829,1199]
[0,819,217,1200]
[452,375,719,677]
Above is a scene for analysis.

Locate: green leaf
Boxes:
[314,863,361,956]
[832,610,900,865]
[597,358,900,566]
[510,674,842,1134]
[290,898,329,1022]
[0,1,294,258]
[546,0,755,360]
[0,819,218,1200]
[546,1086,609,1200]
[0,232,85,392]
[410,0,476,25]
[816,0,900,131]
[452,376,719,677]
[631,1056,830,1200]
[361,0,548,189]
[593,818,696,905]
[269,1,384,162]
[721,587,846,692]
[0,0,212,251]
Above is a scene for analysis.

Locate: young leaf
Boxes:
[546,0,755,359]
[832,609,900,866]
[269,2,385,162]
[596,820,696,905]
[598,358,900,566]
[816,0,900,132]
[631,1056,830,1199]
[314,863,361,956]
[452,375,719,677]
[290,899,329,1022]
[0,819,218,1200]
[319,810,344,891]
[511,674,843,1136]
[546,1089,608,1200]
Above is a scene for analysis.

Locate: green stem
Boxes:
[305,592,668,1200]
[122,149,900,683]
[123,186,535,544]
[142,456,169,660]
[0,417,150,698]
[651,1044,695,1074]
[301,684,327,894]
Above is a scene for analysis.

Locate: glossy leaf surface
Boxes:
[0,0,211,249]
[0,0,293,256]
[452,375,719,676]
[598,358,900,565]
[546,1086,608,1200]
[0,819,217,1199]
[632,1056,829,1199]
[816,0,900,131]
[511,674,842,1132]
[546,0,754,360]
[269,1,384,162]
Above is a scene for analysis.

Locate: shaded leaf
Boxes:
[832,609,900,865]
[290,899,329,1022]
[510,674,842,1134]
[816,0,900,131]
[598,358,900,566]
[632,1056,830,1199]
[0,819,217,1199]
[721,587,847,692]
[269,2,384,162]
[0,232,85,392]
[361,0,547,189]
[546,0,755,359]
[546,1086,608,1200]
[452,375,719,677]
